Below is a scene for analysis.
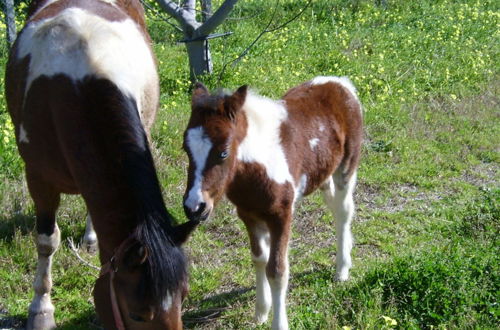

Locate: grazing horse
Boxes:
[5,0,198,329]
[182,77,363,329]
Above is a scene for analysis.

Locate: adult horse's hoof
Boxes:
[27,311,56,330]
[82,238,98,254]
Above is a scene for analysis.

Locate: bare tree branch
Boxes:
[155,0,200,31]
[218,0,312,82]
[67,238,100,273]
[196,0,239,36]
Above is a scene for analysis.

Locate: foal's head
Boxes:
[183,83,248,222]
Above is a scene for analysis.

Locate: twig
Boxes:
[67,238,100,273]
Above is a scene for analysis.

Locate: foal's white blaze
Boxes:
[185,127,213,212]
[19,123,30,143]
[237,94,293,185]
[309,137,319,150]
[17,7,157,118]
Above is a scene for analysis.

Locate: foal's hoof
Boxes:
[27,311,56,330]
[255,313,269,325]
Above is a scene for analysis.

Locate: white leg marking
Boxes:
[29,225,60,328]
[185,127,212,212]
[83,214,97,251]
[19,123,30,143]
[252,225,272,324]
[323,173,356,281]
[269,266,289,330]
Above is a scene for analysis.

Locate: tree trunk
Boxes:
[185,39,213,80]
[3,0,17,46]
[155,0,238,80]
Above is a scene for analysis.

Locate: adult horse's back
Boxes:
[5,1,196,329]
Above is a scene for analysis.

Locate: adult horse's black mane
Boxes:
[90,77,187,303]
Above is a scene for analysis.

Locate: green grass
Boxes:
[1,0,499,328]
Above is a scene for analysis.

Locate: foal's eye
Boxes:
[220,151,229,159]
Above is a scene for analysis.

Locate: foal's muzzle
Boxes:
[183,202,210,222]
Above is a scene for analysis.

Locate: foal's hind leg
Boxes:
[82,213,97,253]
[238,209,272,324]
[26,173,61,330]
[321,171,357,281]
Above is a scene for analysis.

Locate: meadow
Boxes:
[0,0,499,328]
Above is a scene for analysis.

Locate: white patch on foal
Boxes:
[237,93,293,185]
[17,7,156,118]
[309,137,319,150]
[19,123,30,143]
[185,126,213,212]
[311,76,359,101]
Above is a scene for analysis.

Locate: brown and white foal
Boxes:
[183,77,363,329]
[5,0,197,329]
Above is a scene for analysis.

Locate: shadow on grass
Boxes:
[0,308,102,330]
[183,287,254,328]
[0,212,35,243]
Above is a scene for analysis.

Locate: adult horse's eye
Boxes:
[220,151,229,159]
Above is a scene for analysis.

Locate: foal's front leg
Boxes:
[26,174,61,330]
[266,213,292,330]
[239,210,272,324]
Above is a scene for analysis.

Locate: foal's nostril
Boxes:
[129,313,146,323]
[198,202,206,214]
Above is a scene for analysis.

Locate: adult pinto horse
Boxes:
[182,77,363,329]
[5,0,197,329]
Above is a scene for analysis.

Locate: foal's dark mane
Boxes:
[90,78,186,304]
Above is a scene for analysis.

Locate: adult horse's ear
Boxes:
[172,220,199,246]
[122,242,149,269]
[225,85,247,120]
[192,82,209,101]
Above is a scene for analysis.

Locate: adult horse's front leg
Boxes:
[26,173,61,330]
[238,210,272,324]
[266,213,292,330]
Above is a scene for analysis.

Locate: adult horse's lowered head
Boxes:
[5,0,198,329]
[183,77,363,329]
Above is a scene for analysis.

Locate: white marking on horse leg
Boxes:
[82,214,97,252]
[268,266,289,330]
[28,225,60,329]
[184,127,212,212]
[19,123,30,143]
[331,172,357,281]
[251,225,271,324]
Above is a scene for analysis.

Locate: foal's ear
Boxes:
[192,82,209,101]
[172,220,199,246]
[225,85,248,120]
